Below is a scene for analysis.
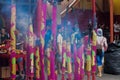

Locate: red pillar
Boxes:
[109,0,114,42]
[92,0,97,29]
[92,0,97,80]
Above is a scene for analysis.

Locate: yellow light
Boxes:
[113,0,120,15]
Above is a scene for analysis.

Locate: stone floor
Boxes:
[1,70,120,80]
[57,73,120,80]
[95,74,120,80]
[0,73,119,80]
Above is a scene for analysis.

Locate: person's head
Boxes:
[97,28,103,36]
[1,28,6,34]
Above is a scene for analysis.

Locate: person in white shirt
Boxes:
[96,28,108,77]
[114,21,120,42]
[56,26,63,74]
[57,33,63,54]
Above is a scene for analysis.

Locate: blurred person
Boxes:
[15,29,25,79]
[56,25,63,74]
[0,27,9,44]
[44,26,52,50]
[16,29,25,50]
[96,28,108,77]
[71,24,80,64]
[114,21,120,42]
[85,21,93,80]
[44,26,52,72]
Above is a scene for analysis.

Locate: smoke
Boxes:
[0,0,37,34]
[16,5,30,34]
[1,4,11,18]
[0,0,12,31]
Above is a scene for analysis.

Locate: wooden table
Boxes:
[0,53,26,79]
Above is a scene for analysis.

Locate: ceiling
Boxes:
[58,0,120,15]
[113,0,120,15]
[47,0,77,18]
[1,0,120,19]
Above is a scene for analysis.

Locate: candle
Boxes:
[49,3,57,80]
[84,35,91,80]
[35,47,40,79]
[74,43,78,80]
[91,30,97,80]
[62,41,67,80]
[26,24,34,79]
[10,51,16,80]
[36,0,46,79]
[66,42,72,80]
[10,5,16,50]
[40,1,47,80]
[10,4,16,80]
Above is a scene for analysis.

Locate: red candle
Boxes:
[10,4,16,80]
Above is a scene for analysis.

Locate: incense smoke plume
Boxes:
[0,0,37,34]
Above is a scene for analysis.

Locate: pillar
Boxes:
[109,0,114,42]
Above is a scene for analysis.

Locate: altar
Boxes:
[0,50,26,79]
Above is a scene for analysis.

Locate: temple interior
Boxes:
[0,0,120,80]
